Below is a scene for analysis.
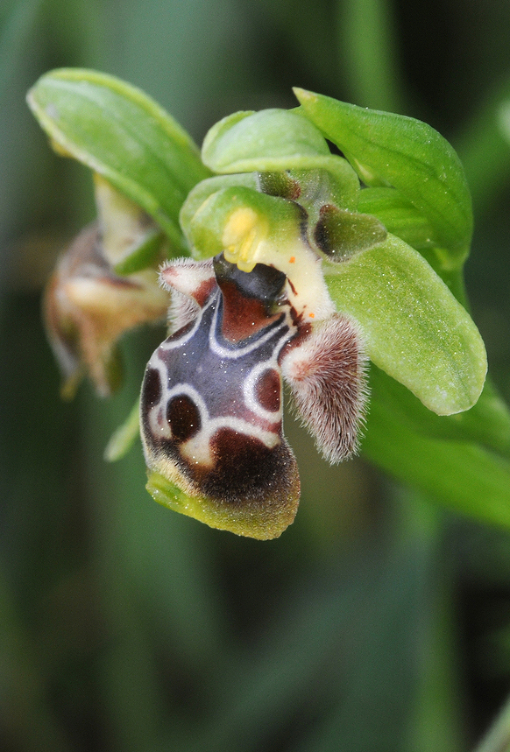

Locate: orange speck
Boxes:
[289,256,296,263]
[309,312,315,318]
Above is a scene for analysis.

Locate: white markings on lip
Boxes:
[145,283,293,471]
[243,361,282,422]
[147,371,281,468]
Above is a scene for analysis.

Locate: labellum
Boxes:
[140,253,367,539]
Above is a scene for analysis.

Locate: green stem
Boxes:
[337,0,405,111]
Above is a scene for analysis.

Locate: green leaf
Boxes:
[294,88,473,267]
[363,389,510,530]
[370,366,510,455]
[202,108,360,210]
[27,68,211,252]
[325,234,487,415]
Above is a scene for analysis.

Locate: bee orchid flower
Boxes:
[141,246,368,539]
[28,70,492,539]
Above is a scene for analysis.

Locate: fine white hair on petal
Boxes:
[281,314,369,463]
[159,257,215,334]
[166,290,200,334]
[159,256,214,296]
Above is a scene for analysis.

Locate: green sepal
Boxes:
[104,399,141,462]
[202,108,360,210]
[364,388,510,530]
[27,68,211,252]
[356,187,468,294]
[146,471,297,540]
[370,366,510,455]
[325,233,487,415]
[295,88,473,267]
[202,108,330,168]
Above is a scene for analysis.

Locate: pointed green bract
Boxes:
[295,88,473,267]
[104,400,141,462]
[27,68,211,252]
[325,234,487,415]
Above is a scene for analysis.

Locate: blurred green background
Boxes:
[3,0,510,750]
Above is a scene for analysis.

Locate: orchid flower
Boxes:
[28,69,500,539]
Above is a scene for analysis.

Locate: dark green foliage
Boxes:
[3,0,510,750]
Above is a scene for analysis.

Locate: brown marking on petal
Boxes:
[255,368,281,412]
[164,272,216,308]
[142,434,301,538]
[219,279,280,341]
[278,321,312,363]
[258,171,301,200]
[287,278,298,296]
[167,395,202,443]
[190,428,298,507]
[160,259,216,307]
[143,367,162,408]
[313,204,336,256]
[193,278,217,307]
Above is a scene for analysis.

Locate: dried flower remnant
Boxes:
[44,177,169,397]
